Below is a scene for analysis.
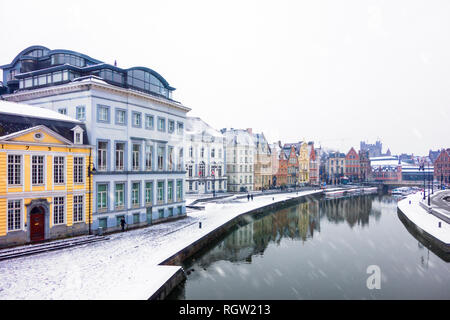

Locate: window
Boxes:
[32,156,44,185]
[168,120,175,133]
[145,182,153,205]
[115,143,125,171]
[58,108,67,115]
[132,144,141,170]
[188,165,193,177]
[75,132,82,144]
[97,184,108,211]
[7,155,21,185]
[157,145,165,171]
[189,147,193,158]
[115,183,125,208]
[218,149,222,158]
[145,144,153,170]
[157,181,164,204]
[168,181,173,203]
[76,106,85,120]
[53,196,65,225]
[74,157,84,183]
[7,200,21,231]
[199,162,205,177]
[132,182,140,207]
[97,105,110,123]
[201,147,204,158]
[158,209,164,219]
[132,112,142,127]
[53,156,65,184]
[177,122,184,135]
[145,114,154,129]
[178,148,183,171]
[116,109,126,125]
[168,146,174,171]
[97,141,108,171]
[211,148,215,158]
[176,180,183,201]
[157,117,165,132]
[73,195,84,223]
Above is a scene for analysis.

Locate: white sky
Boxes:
[1,0,449,155]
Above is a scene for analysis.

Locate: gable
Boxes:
[2,126,71,145]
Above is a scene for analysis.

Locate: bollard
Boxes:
[409,200,411,204]
[199,222,202,229]
[438,222,441,228]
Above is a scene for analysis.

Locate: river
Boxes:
[167,195,450,300]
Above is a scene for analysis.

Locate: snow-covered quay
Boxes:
[0,190,322,300]
[397,192,450,253]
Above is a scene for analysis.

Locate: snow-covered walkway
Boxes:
[0,190,321,300]
[397,192,450,246]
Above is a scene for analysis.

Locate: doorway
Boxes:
[30,206,45,242]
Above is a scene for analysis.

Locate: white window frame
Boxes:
[53,196,65,225]
[31,155,45,186]
[7,154,22,186]
[53,156,65,184]
[7,199,22,231]
[73,194,84,223]
[74,157,84,184]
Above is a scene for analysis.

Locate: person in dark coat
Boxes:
[247,193,250,201]
[251,194,254,201]
[120,217,126,231]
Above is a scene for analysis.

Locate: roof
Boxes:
[185,117,224,139]
[222,129,255,146]
[0,100,88,144]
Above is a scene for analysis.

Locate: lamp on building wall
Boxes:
[88,164,96,235]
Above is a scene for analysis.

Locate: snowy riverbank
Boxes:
[0,190,322,300]
[397,192,450,250]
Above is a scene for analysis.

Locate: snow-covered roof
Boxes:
[0,100,81,123]
[185,117,224,139]
[223,129,255,146]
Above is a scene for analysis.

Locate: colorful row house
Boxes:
[433,148,450,187]
[0,101,93,247]
[345,147,360,182]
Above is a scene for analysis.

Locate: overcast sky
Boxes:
[1,0,449,155]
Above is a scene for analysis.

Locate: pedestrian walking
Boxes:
[120,217,126,232]
[247,193,250,201]
[251,194,254,201]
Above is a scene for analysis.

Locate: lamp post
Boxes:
[212,168,216,198]
[427,162,431,206]
[420,163,426,200]
[87,162,96,236]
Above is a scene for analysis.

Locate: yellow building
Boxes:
[0,101,93,248]
[297,140,309,184]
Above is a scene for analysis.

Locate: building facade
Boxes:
[0,101,92,247]
[326,152,346,184]
[222,128,256,192]
[308,142,319,185]
[184,117,227,195]
[358,150,371,182]
[345,147,360,182]
[1,46,190,233]
[298,141,309,185]
[433,148,450,187]
[253,131,272,191]
[284,144,299,186]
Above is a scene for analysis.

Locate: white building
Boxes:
[222,128,256,192]
[1,46,190,233]
[184,117,227,195]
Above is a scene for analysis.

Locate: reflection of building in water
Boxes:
[319,196,373,228]
[192,200,322,268]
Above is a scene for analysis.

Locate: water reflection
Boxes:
[168,195,450,300]
[197,196,379,268]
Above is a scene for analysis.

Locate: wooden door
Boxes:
[30,207,45,242]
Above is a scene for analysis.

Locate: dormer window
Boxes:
[71,125,84,145]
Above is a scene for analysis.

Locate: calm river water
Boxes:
[167,195,450,300]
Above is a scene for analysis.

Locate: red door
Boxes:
[30,207,45,242]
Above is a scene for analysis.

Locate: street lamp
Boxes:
[419,163,426,200]
[212,168,216,198]
[87,163,96,235]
